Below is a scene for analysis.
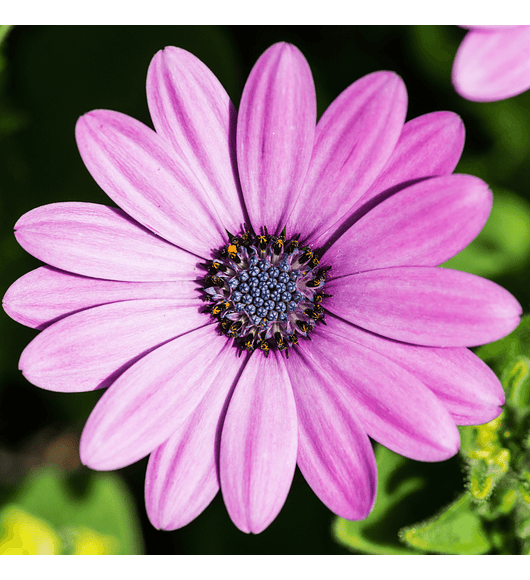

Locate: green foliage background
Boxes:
[0,25,529,554]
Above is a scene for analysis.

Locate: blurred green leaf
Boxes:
[1,467,143,554]
[0,26,13,47]
[443,189,530,278]
[0,504,62,554]
[408,25,459,87]
[486,101,530,159]
[401,493,491,554]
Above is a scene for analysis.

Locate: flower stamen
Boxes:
[201,227,331,357]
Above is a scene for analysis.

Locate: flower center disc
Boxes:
[202,227,331,358]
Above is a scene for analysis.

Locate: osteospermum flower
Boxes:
[453,25,530,102]
[3,42,522,534]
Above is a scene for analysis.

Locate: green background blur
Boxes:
[0,25,529,554]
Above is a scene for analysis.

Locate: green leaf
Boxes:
[4,467,143,555]
[400,493,491,554]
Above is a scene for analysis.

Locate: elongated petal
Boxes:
[14,202,201,282]
[313,113,465,249]
[146,423,220,532]
[287,71,407,243]
[326,267,522,347]
[357,111,465,210]
[324,174,492,274]
[453,27,530,101]
[220,351,297,533]
[237,42,316,235]
[407,348,503,426]
[3,267,199,329]
[145,353,246,530]
[80,327,241,470]
[305,322,460,461]
[287,350,376,519]
[20,299,204,392]
[323,316,504,426]
[147,46,245,233]
[76,109,227,257]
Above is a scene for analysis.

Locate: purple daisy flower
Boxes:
[3,42,522,534]
[453,25,530,102]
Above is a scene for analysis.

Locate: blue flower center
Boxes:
[202,227,331,358]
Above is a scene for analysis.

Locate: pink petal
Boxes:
[306,322,461,461]
[220,351,297,534]
[76,109,227,257]
[3,266,198,329]
[287,71,407,244]
[14,202,201,282]
[453,26,530,101]
[324,174,492,274]
[237,42,316,235]
[323,316,504,427]
[146,429,219,532]
[356,111,465,211]
[19,298,205,392]
[145,351,241,530]
[327,266,522,347]
[411,349,504,426]
[287,349,376,519]
[80,326,241,470]
[146,46,245,234]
